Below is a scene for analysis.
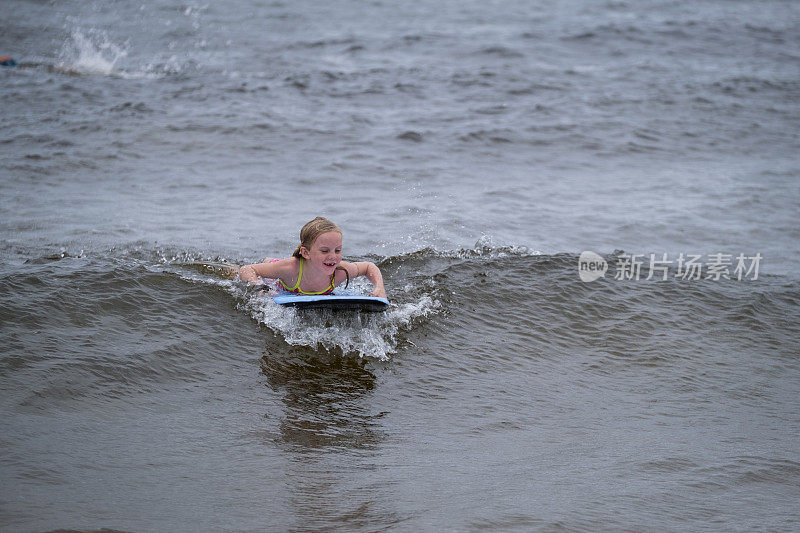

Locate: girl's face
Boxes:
[302,231,342,273]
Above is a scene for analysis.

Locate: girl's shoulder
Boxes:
[334,260,361,283]
[278,256,301,271]
[260,256,300,276]
[274,256,300,265]
[337,260,359,274]
[339,260,373,275]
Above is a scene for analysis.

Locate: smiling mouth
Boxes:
[323,261,337,268]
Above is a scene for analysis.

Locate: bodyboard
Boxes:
[272,293,390,312]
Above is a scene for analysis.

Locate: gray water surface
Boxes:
[1,1,799,531]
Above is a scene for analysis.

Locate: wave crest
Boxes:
[243,292,441,361]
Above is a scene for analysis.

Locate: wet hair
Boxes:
[292,217,349,289]
[292,217,341,258]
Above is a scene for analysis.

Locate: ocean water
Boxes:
[1,0,799,531]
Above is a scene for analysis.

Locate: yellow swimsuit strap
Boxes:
[279,258,336,295]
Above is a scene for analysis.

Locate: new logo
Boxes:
[578,251,607,282]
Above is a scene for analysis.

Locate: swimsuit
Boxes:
[269,258,336,295]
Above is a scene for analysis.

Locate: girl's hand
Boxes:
[343,260,387,299]
[370,287,387,299]
[255,284,277,297]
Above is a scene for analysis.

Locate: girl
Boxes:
[238,217,387,299]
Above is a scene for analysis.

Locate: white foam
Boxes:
[61,30,128,77]
[467,234,543,258]
[166,263,441,361]
[244,292,441,361]
[390,236,543,262]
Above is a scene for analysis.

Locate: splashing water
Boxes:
[245,293,441,361]
[60,30,128,76]
[165,261,442,361]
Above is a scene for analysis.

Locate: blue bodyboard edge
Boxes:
[272,293,390,312]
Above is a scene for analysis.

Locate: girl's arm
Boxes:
[238,258,293,285]
[342,261,386,298]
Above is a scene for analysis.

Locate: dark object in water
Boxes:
[0,56,18,67]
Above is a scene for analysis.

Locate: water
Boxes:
[2,0,799,531]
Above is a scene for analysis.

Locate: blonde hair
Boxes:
[292,217,342,258]
[293,217,349,289]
